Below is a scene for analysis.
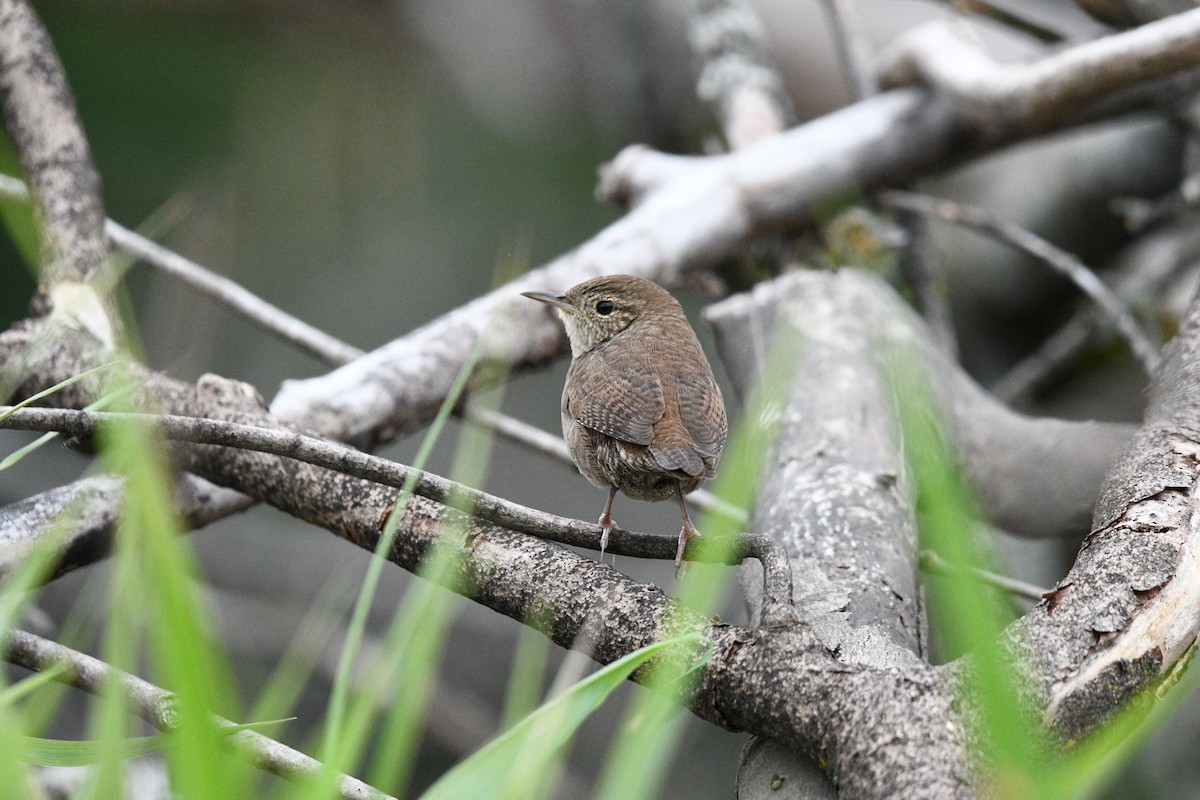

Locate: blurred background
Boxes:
[0,0,1195,797]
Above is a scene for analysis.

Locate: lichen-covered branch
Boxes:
[0,0,107,287]
[1011,280,1200,738]
[879,10,1200,133]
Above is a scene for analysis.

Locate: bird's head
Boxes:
[521,274,679,357]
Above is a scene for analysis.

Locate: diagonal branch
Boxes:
[0,174,364,368]
[879,10,1200,132]
[877,189,1161,375]
[1009,272,1200,736]
[3,629,395,800]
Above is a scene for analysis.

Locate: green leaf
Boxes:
[0,151,41,274]
[421,633,707,800]
[19,719,293,767]
[22,735,164,766]
[0,361,117,423]
[0,662,69,706]
[95,391,250,798]
[0,366,128,471]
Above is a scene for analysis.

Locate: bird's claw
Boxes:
[674,524,700,578]
[598,512,619,565]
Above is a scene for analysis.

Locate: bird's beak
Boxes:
[520,289,576,314]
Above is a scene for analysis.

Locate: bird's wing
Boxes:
[564,348,664,446]
[647,370,726,479]
[677,371,728,458]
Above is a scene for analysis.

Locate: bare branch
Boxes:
[106,219,363,368]
[990,313,1096,404]
[1008,268,1200,736]
[919,549,1048,603]
[3,629,395,800]
[879,11,1200,132]
[817,0,876,100]
[877,189,1160,375]
[270,89,962,444]
[681,0,794,148]
[931,0,1066,43]
[994,216,1200,402]
[708,272,925,665]
[894,210,957,359]
[0,0,107,286]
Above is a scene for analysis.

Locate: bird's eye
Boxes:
[595,299,615,315]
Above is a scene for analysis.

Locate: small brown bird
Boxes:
[522,275,728,573]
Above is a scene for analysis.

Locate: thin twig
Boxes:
[462,406,747,524]
[877,189,1160,375]
[818,0,876,100]
[993,216,1200,402]
[1110,173,1200,233]
[0,174,364,368]
[3,628,394,800]
[463,405,572,462]
[919,549,1047,602]
[892,209,957,359]
[990,313,1095,403]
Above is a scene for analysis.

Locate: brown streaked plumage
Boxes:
[521,274,728,573]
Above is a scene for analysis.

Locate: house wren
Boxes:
[521,275,728,573]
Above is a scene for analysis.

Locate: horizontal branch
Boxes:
[0,405,795,627]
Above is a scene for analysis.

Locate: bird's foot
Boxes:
[674,522,700,578]
[598,512,619,565]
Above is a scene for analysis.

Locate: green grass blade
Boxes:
[420,634,705,800]
[94,384,251,798]
[0,661,69,706]
[501,626,551,731]
[0,701,34,799]
[0,432,56,471]
[357,547,461,794]
[20,719,293,767]
[885,344,1049,796]
[0,361,117,423]
[318,345,480,771]
[22,735,164,767]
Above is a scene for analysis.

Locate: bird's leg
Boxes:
[598,485,619,559]
[674,486,700,577]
